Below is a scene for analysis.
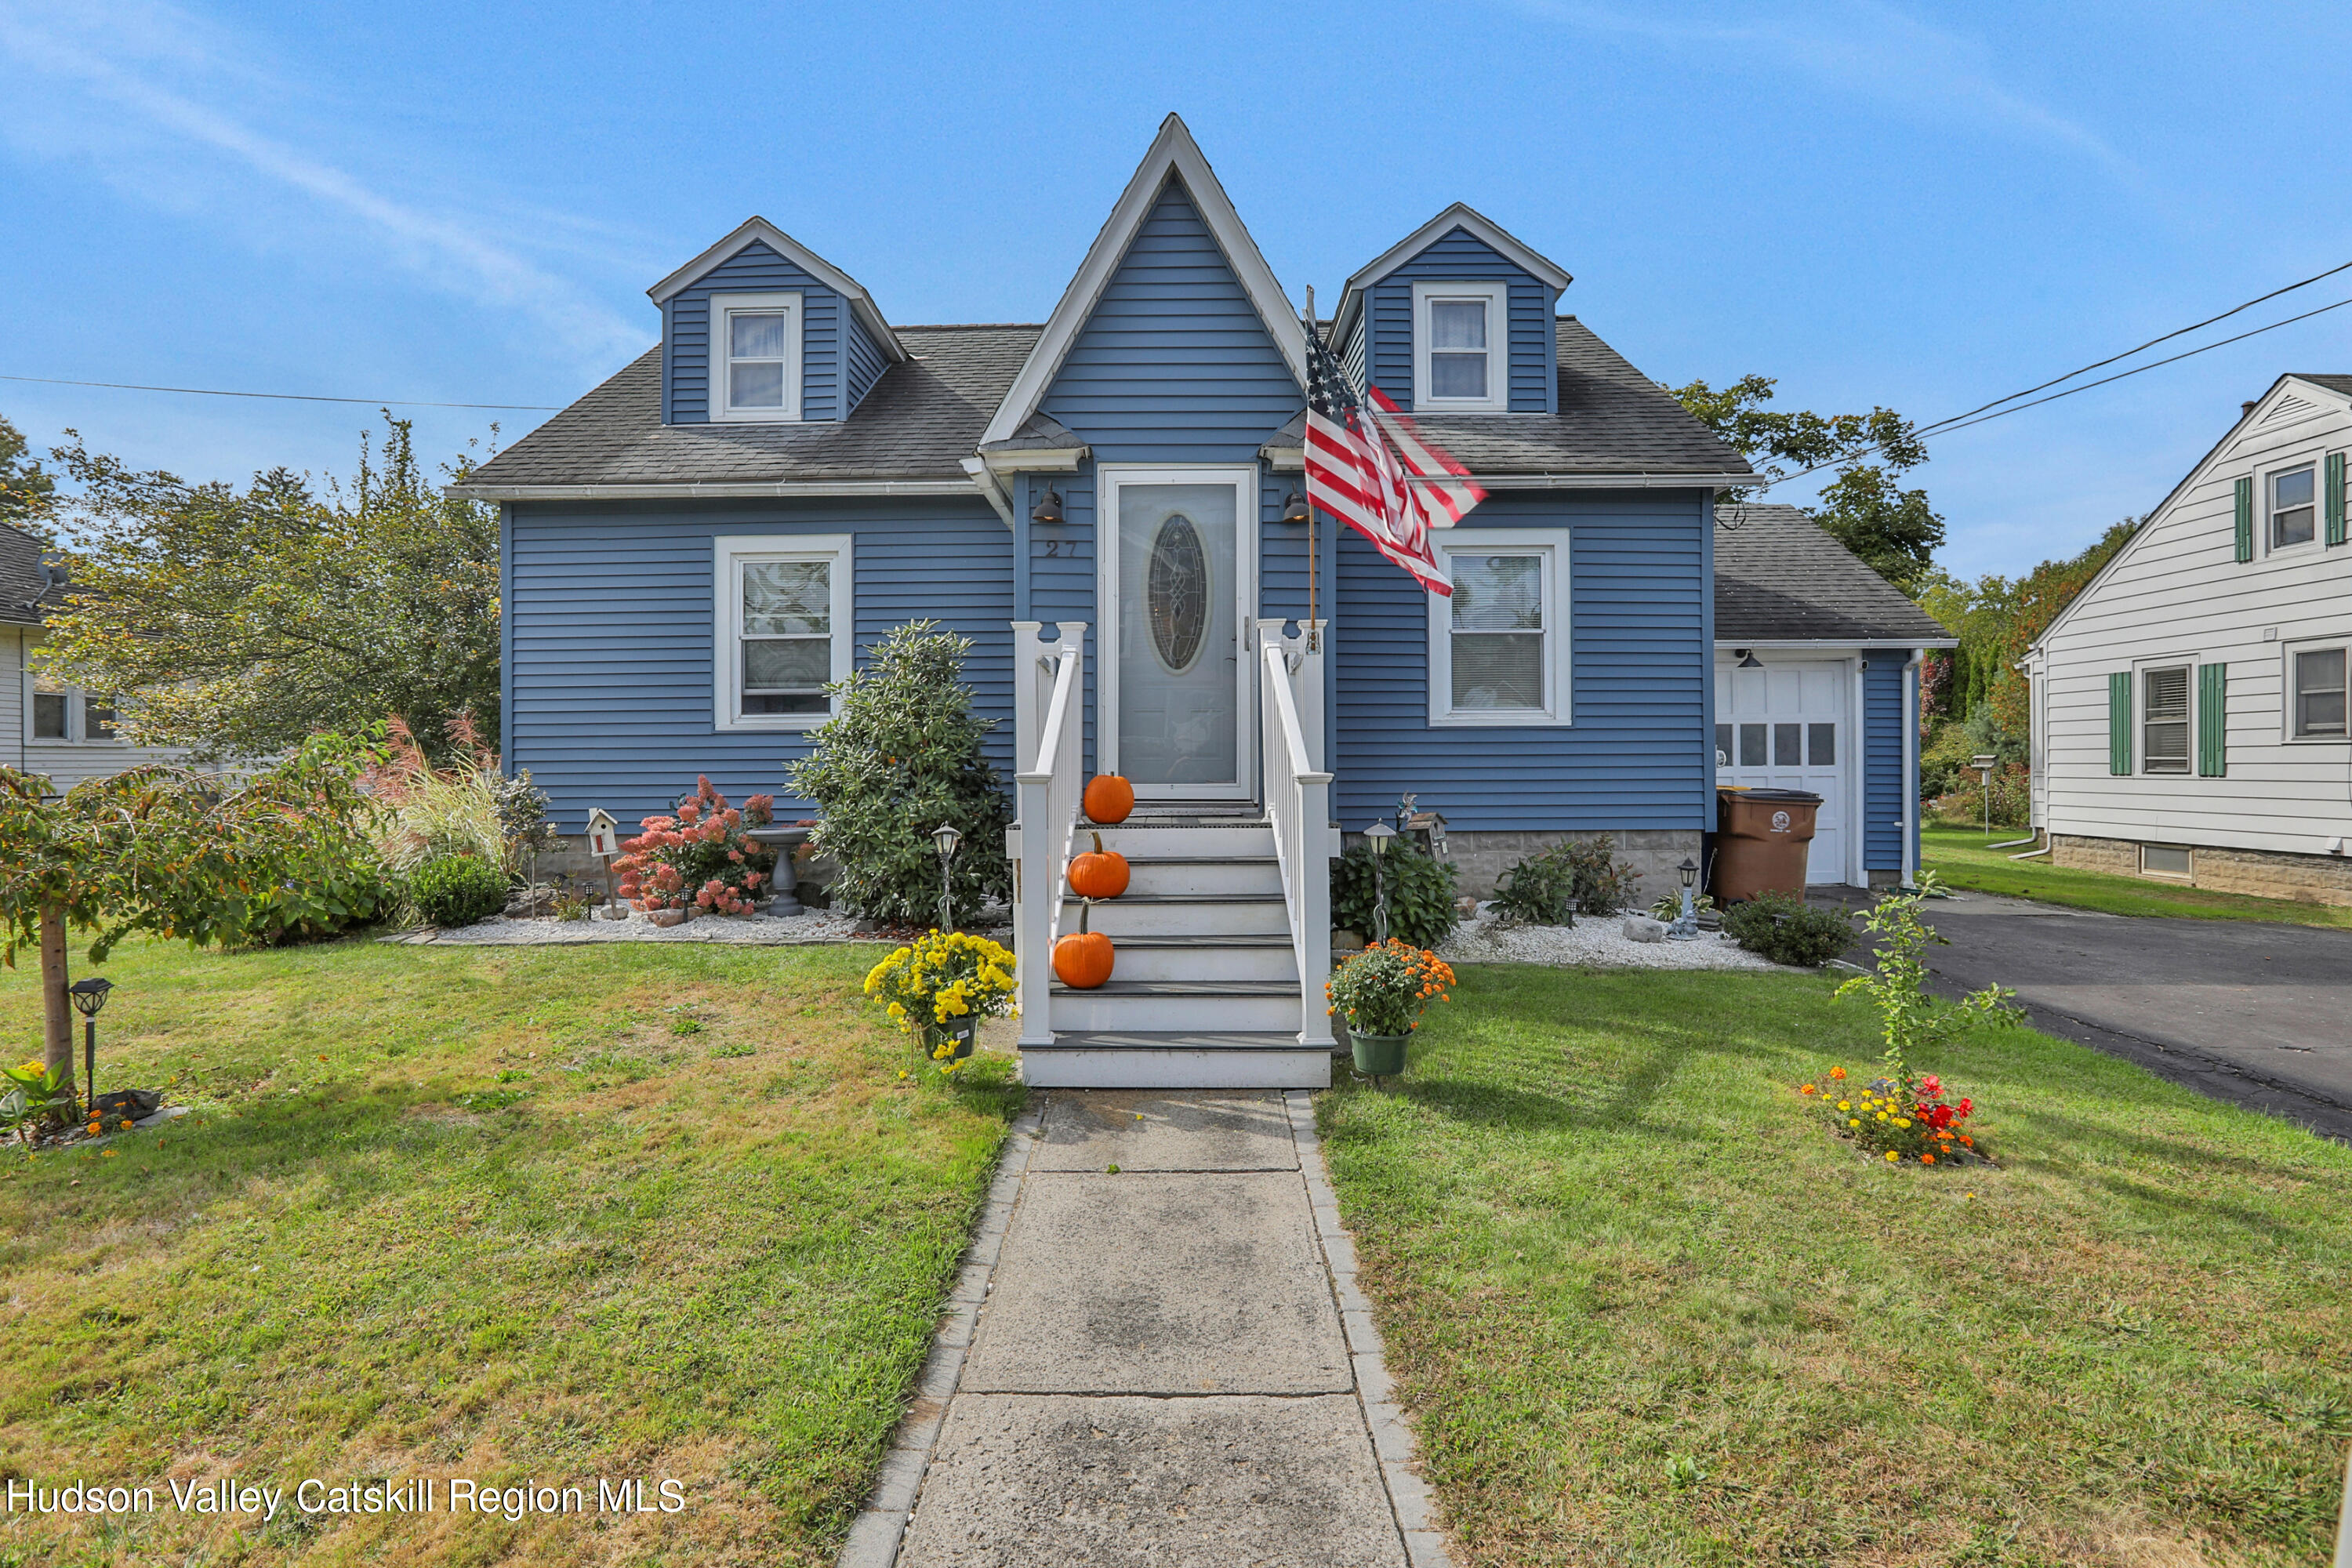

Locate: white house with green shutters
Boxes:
[2021,373,2352,903]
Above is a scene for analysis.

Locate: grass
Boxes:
[0,935,1015,1567]
[1320,964,2352,1566]
[1922,823,2352,928]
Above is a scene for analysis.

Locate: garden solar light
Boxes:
[69,978,112,1119]
[933,823,962,932]
[1669,858,1701,941]
[1363,822,1396,943]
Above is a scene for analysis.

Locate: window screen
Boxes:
[2143,666,2190,773]
[2295,648,2348,738]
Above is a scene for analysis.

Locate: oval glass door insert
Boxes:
[1145,514,1209,673]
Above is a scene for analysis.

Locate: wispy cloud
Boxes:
[0,0,647,366]
[1504,0,2134,178]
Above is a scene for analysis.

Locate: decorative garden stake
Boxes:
[67,977,111,1119]
[1668,856,1701,941]
[1363,822,1397,943]
[586,808,625,920]
[932,822,962,932]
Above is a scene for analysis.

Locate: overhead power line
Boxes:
[0,372,557,412]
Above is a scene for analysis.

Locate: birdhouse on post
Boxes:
[586,808,625,918]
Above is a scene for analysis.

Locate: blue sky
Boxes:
[2,0,2347,581]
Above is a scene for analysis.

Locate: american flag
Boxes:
[1301,315,1485,595]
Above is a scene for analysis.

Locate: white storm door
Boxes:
[1715,659,1852,884]
[1098,467,1257,801]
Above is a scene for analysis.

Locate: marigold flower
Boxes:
[1848,1119,1860,1128]
[1920,1153,1935,1164]
[1830,1066,1846,1080]
[1800,1083,1817,1095]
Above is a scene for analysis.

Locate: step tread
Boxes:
[1051,979,1301,996]
[1083,935,1294,949]
[1091,891,1285,906]
[1028,1031,1309,1052]
[1079,853,1278,865]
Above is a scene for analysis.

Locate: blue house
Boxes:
[456,115,1933,1087]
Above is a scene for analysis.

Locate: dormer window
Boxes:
[1411,281,1508,412]
[710,292,802,422]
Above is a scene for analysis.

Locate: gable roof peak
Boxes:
[646,215,906,364]
[978,114,1308,449]
[1331,202,1572,341]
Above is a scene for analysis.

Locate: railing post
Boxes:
[1297,769,1334,1048]
[1014,623,1084,1051]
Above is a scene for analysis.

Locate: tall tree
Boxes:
[34,417,499,763]
[1673,374,1946,593]
[0,412,56,528]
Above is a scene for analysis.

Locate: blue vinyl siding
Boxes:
[845,312,887,413]
[506,499,1011,829]
[664,241,846,423]
[1862,650,1908,872]
[1364,227,1557,413]
[1333,490,1712,830]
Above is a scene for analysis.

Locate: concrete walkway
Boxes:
[841,1091,1446,1568]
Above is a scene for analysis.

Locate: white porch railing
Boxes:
[1009,621,1086,1049]
[1258,619,1336,1050]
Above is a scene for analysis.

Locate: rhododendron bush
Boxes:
[614,776,777,914]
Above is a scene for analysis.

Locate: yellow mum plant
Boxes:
[864,930,1017,1074]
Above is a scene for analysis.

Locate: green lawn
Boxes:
[0,936,1014,1568]
[1922,824,2352,928]
[1321,964,2352,1567]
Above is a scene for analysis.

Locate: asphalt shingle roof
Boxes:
[1713,504,1951,644]
[459,325,1043,491]
[0,521,64,627]
[459,315,1748,492]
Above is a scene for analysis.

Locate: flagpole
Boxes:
[1303,286,1319,654]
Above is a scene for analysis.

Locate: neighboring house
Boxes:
[1712,504,1952,887]
[454,114,1770,1088]
[2022,375,2352,904]
[1,521,177,789]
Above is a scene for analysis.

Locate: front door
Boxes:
[1099,467,1256,800]
[1715,659,1852,884]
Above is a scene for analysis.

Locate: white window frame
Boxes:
[2140,843,2194,880]
[24,670,118,748]
[1410,281,1509,413]
[2283,636,2350,743]
[2267,460,2318,553]
[1425,528,1570,727]
[708,292,803,423]
[2138,660,2193,775]
[713,535,852,732]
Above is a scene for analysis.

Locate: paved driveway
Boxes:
[1817,887,2352,1142]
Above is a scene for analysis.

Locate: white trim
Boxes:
[1094,464,1259,800]
[1715,637,1960,652]
[22,670,120,749]
[1452,472,1759,489]
[707,292,803,423]
[1425,528,1570,727]
[1331,201,1572,345]
[2264,456,2321,554]
[646,216,907,362]
[712,534,853,732]
[2134,655,2197,776]
[446,479,978,501]
[2282,635,2352,743]
[1410,281,1509,413]
[1900,651,1921,887]
[978,114,1307,450]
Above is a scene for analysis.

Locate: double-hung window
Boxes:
[1411,281,1508,412]
[2292,645,2348,739]
[2141,665,2190,773]
[1427,529,1567,725]
[709,292,802,423]
[714,535,852,730]
[28,680,115,744]
[2270,465,2317,549]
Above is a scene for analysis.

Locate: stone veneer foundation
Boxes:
[2052,833,2352,906]
[1349,828,1706,907]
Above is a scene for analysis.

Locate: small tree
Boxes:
[0,736,387,1092]
[787,621,1011,926]
[1835,873,2022,1087]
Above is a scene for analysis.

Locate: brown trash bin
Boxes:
[1714,787,1821,902]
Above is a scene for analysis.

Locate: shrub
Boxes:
[1324,939,1454,1036]
[1722,890,1854,967]
[407,853,508,928]
[365,715,555,877]
[1493,848,1575,925]
[615,776,776,915]
[1331,839,1458,949]
[787,621,1011,926]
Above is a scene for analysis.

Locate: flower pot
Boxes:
[924,1019,977,1065]
[1350,1031,1410,1076]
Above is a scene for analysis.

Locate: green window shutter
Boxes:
[2234,476,2255,562]
[2196,662,2227,776]
[2108,671,2133,775]
[2327,452,2347,546]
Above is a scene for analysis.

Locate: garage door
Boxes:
[1715,661,1849,885]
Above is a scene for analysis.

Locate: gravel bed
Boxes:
[385,909,1010,947]
[1436,908,1782,971]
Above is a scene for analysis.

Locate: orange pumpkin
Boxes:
[1083,773,1135,825]
[1067,831,1130,900]
[1052,900,1116,989]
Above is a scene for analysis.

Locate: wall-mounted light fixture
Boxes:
[1279,490,1310,524]
[1029,485,1065,526]
[1735,648,1762,669]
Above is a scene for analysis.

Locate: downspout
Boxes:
[1901,648,1922,888]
